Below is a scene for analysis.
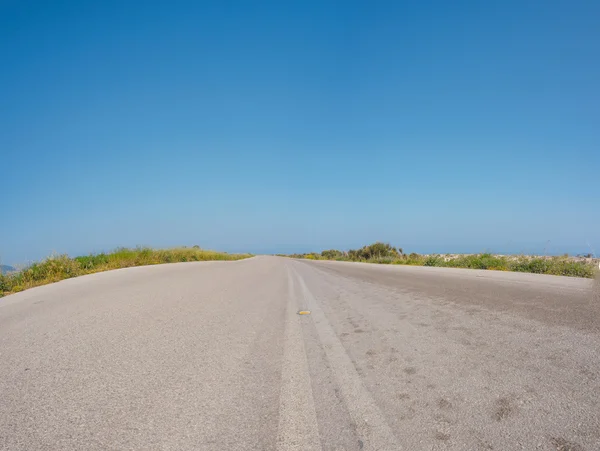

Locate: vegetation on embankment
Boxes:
[288,242,597,279]
[0,247,251,297]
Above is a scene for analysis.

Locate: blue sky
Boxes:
[1,0,599,264]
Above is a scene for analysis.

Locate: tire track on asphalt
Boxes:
[291,263,402,451]
[276,266,322,451]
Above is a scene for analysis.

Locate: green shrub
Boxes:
[353,242,400,260]
[509,257,594,278]
[321,249,343,259]
[75,253,110,270]
[448,253,508,270]
[424,255,443,266]
[0,274,9,295]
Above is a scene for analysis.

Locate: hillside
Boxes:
[1,265,15,274]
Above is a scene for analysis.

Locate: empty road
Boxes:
[1,256,599,450]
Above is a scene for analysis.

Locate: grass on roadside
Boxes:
[0,247,251,297]
[416,253,595,278]
[289,244,597,279]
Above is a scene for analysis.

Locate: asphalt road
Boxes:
[1,256,598,450]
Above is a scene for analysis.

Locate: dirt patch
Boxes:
[435,431,450,442]
[550,437,584,451]
[437,398,453,409]
[493,397,514,421]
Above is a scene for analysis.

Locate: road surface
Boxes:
[1,256,598,450]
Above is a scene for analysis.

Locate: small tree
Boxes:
[347,242,402,261]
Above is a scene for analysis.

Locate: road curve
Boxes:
[1,256,598,450]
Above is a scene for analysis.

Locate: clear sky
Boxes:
[1,0,599,265]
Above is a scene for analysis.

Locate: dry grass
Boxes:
[0,247,251,297]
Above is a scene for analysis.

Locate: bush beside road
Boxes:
[288,242,597,278]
